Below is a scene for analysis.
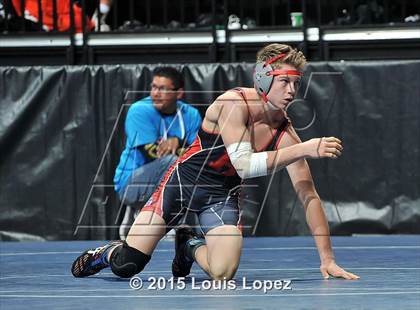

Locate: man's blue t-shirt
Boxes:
[114,97,201,193]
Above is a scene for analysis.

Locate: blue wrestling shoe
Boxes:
[171,228,205,277]
[71,241,122,277]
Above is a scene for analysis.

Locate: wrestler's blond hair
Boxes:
[256,43,306,70]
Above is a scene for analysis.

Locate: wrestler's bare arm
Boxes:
[281,127,333,261]
[282,127,359,280]
[211,92,343,175]
[204,91,252,145]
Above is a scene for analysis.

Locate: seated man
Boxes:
[114,66,201,238]
[72,44,359,281]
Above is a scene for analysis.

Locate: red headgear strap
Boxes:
[261,91,269,103]
[264,54,303,76]
[269,70,303,77]
[264,53,287,66]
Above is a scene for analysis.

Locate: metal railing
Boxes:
[2,0,418,33]
[0,0,419,64]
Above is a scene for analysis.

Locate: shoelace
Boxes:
[88,245,108,257]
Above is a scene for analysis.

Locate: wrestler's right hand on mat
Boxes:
[305,137,343,159]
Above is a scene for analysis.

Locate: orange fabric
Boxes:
[11,0,94,32]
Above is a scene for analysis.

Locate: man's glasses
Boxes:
[150,84,178,93]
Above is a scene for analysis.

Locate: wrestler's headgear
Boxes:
[253,53,303,110]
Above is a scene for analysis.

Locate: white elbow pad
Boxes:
[226,142,268,179]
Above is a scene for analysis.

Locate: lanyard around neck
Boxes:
[160,108,185,141]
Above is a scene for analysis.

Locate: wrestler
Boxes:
[71,43,359,281]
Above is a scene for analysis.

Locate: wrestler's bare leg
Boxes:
[194,225,242,280]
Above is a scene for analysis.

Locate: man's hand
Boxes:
[320,259,360,280]
[157,137,180,157]
[304,137,343,159]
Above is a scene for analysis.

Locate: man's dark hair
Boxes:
[152,67,184,89]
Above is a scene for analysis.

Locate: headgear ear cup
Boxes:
[253,61,275,96]
[254,53,288,96]
[253,52,303,110]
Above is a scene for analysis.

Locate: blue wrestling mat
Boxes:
[1,235,419,310]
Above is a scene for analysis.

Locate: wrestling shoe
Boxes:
[171,228,205,277]
[71,241,122,277]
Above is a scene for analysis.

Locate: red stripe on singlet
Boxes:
[275,122,290,149]
[142,165,176,217]
[142,135,203,216]
[179,135,203,163]
[232,88,290,152]
[256,129,278,152]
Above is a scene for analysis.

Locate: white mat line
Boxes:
[0,287,417,293]
[239,267,420,271]
[0,291,419,298]
[0,270,173,279]
[1,245,419,256]
[0,251,81,256]
[159,258,275,263]
[1,267,419,280]
[243,246,420,250]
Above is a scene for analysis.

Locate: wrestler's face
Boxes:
[266,63,302,110]
[150,76,183,114]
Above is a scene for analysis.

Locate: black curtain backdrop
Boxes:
[1,61,419,240]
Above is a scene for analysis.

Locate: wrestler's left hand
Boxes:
[320,259,360,280]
